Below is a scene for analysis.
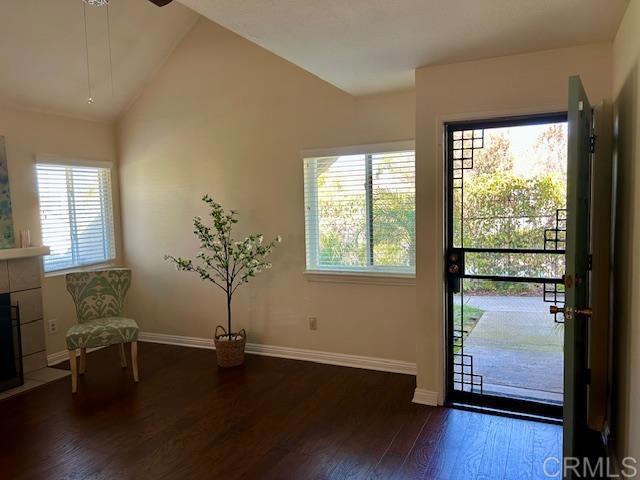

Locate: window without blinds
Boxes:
[36,163,116,273]
[304,149,415,274]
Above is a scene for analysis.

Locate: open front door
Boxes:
[561,75,593,469]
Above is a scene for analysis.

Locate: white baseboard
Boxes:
[47,332,417,376]
[138,331,417,375]
[244,342,417,375]
[138,332,215,350]
[412,387,439,406]
[47,350,68,366]
[47,335,214,367]
[47,346,105,366]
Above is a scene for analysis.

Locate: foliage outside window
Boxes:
[304,147,415,275]
[453,123,567,294]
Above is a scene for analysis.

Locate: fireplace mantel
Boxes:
[0,246,50,261]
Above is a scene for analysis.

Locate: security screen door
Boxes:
[444,77,595,468]
[445,112,569,419]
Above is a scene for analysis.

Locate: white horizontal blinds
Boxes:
[372,151,416,270]
[37,165,72,271]
[36,164,116,272]
[304,149,415,273]
[305,155,368,269]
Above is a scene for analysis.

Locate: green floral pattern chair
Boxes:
[65,269,139,392]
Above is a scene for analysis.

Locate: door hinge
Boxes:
[587,254,593,271]
[564,274,573,288]
[589,134,596,153]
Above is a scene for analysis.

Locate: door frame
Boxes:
[442,111,568,419]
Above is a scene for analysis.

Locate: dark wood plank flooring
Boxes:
[0,343,562,479]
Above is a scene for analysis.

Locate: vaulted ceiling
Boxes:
[0,0,199,122]
[180,0,629,95]
[0,0,630,122]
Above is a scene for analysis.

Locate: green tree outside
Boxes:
[313,123,566,291]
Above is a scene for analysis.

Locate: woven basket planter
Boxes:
[214,326,246,367]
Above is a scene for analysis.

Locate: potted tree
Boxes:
[165,195,281,367]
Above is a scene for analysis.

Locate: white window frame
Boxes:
[302,140,416,281]
[35,154,117,274]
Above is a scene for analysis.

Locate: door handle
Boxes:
[446,249,463,293]
[549,306,592,319]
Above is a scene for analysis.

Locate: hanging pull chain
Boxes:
[82,1,93,104]
[106,3,114,98]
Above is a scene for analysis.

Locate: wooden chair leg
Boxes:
[69,349,78,393]
[79,348,86,374]
[131,341,139,383]
[119,343,127,369]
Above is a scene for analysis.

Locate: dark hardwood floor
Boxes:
[0,343,562,479]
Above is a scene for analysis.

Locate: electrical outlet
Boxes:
[308,317,318,331]
[47,319,58,335]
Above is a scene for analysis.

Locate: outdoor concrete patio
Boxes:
[461,295,564,404]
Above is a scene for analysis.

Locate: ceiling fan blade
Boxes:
[147,0,174,6]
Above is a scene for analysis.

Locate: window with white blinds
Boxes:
[36,162,116,273]
[304,146,415,274]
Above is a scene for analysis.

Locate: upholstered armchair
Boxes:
[65,269,139,393]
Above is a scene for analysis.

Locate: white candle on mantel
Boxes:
[19,230,31,248]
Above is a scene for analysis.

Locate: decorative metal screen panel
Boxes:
[446,115,567,414]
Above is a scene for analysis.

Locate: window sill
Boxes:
[44,260,119,278]
[303,270,416,286]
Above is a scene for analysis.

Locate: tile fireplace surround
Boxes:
[1,247,50,374]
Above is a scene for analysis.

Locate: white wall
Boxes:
[0,4,635,457]
[611,0,640,464]
[118,16,623,413]
[117,18,417,364]
[414,43,613,400]
[0,105,121,354]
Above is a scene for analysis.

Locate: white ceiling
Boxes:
[0,0,199,122]
[179,0,629,95]
[0,0,629,121]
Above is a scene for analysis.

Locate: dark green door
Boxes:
[562,75,593,469]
